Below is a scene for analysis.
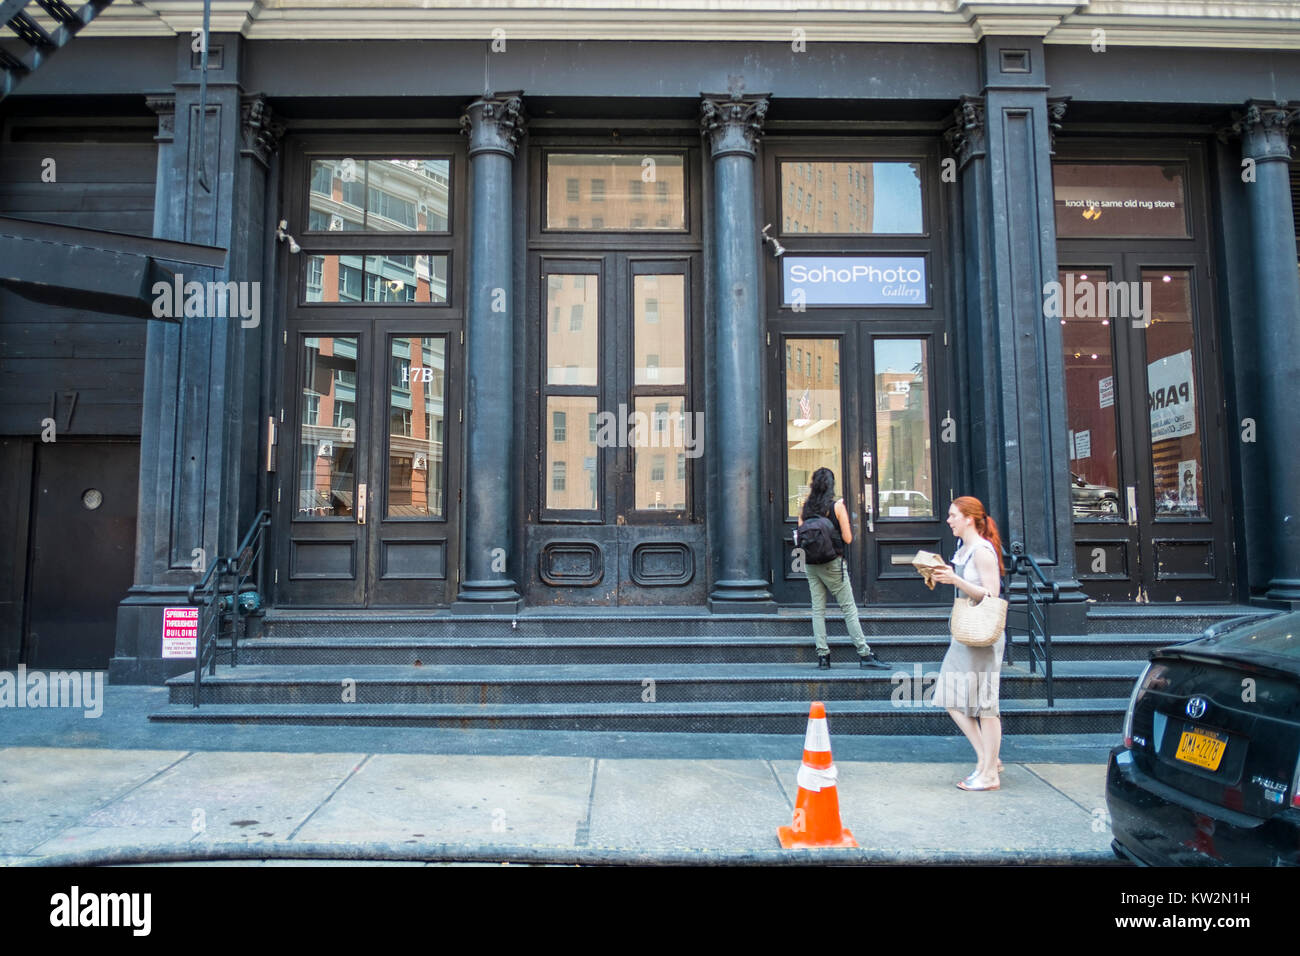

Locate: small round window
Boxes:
[82,489,103,510]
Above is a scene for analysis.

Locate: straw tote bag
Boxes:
[949,592,1009,647]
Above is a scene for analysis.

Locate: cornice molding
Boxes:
[71,1,1300,50]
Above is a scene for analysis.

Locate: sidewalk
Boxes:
[1,686,1124,866]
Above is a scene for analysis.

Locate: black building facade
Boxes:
[2,5,1298,682]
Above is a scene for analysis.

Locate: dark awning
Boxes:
[0,215,227,321]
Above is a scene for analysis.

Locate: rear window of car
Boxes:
[1213,614,1300,660]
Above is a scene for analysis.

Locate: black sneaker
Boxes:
[859,652,890,670]
[817,654,831,669]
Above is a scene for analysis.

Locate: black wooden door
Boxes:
[25,441,138,668]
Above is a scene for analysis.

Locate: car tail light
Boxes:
[1123,662,1153,749]
[1292,752,1300,809]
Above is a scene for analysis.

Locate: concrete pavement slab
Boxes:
[774,761,1113,855]
[29,751,364,857]
[0,747,187,856]
[292,754,593,847]
[586,759,791,851]
[1025,763,1110,818]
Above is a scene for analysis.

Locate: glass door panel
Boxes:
[784,338,843,520]
[1059,268,1124,520]
[297,336,359,519]
[873,338,934,519]
[1143,268,1207,518]
[386,336,445,519]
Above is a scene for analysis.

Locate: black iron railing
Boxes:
[186,510,271,708]
[1002,544,1060,706]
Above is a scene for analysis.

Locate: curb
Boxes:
[11,841,1127,867]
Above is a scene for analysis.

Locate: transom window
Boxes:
[778,161,923,235]
[546,153,686,231]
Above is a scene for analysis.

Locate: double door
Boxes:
[772,326,953,605]
[1059,253,1233,601]
[276,322,461,606]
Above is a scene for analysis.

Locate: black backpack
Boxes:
[795,513,839,565]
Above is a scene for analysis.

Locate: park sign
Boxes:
[783,256,927,307]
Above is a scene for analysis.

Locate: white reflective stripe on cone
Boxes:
[796,763,839,793]
[803,717,831,754]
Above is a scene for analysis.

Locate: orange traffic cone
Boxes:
[777,701,858,849]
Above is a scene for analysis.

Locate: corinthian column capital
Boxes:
[1231,100,1299,163]
[460,92,526,158]
[700,92,770,160]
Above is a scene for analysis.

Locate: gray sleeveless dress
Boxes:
[930,538,1005,718]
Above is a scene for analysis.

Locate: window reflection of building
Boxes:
[779,161,923,235]
[546,154,686,231]
[786,338,842,518]
[387,337,446,518]
[299,336,358,518]
[874,341,933,517]
[308,158,450,233]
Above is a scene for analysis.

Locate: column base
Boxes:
[453,579,523,615]
[708,579,777,613]
[111,588,204,685]
[1263,578,1300,610]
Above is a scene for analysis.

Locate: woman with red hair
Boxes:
[931,496,1006,791]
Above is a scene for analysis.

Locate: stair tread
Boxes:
[170,660,1148,684]
[229,633,1188,647]
[152,696,1129,716]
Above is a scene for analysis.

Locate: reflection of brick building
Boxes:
[784,161,875,233]
[786,339,843,516]
[546,155,686,230]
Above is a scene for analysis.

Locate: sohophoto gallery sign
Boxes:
[783,256,927,307]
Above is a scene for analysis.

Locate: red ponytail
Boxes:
[953,496,1005,575]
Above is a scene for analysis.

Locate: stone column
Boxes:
[701,92,775,611]
[455,92,525,612]
[948,39,1086,629]
[113,36,282,682]
[1235,102,1300,605]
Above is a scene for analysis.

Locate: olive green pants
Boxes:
[806,557,871,657]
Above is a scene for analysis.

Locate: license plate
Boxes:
[1174,727,1228,771]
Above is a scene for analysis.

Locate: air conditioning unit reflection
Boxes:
[329,214,344,231]
[317,440,333,458]
[413,454,428,471]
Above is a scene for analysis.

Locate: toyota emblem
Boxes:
[1186,697,1208,719]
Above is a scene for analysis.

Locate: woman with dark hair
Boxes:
[931,495,1006,791]
[800,467,888,670]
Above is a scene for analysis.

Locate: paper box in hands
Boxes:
[911,550,949,590]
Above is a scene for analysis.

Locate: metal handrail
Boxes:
[1002,544,1059,707]
[186,510,271,708]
